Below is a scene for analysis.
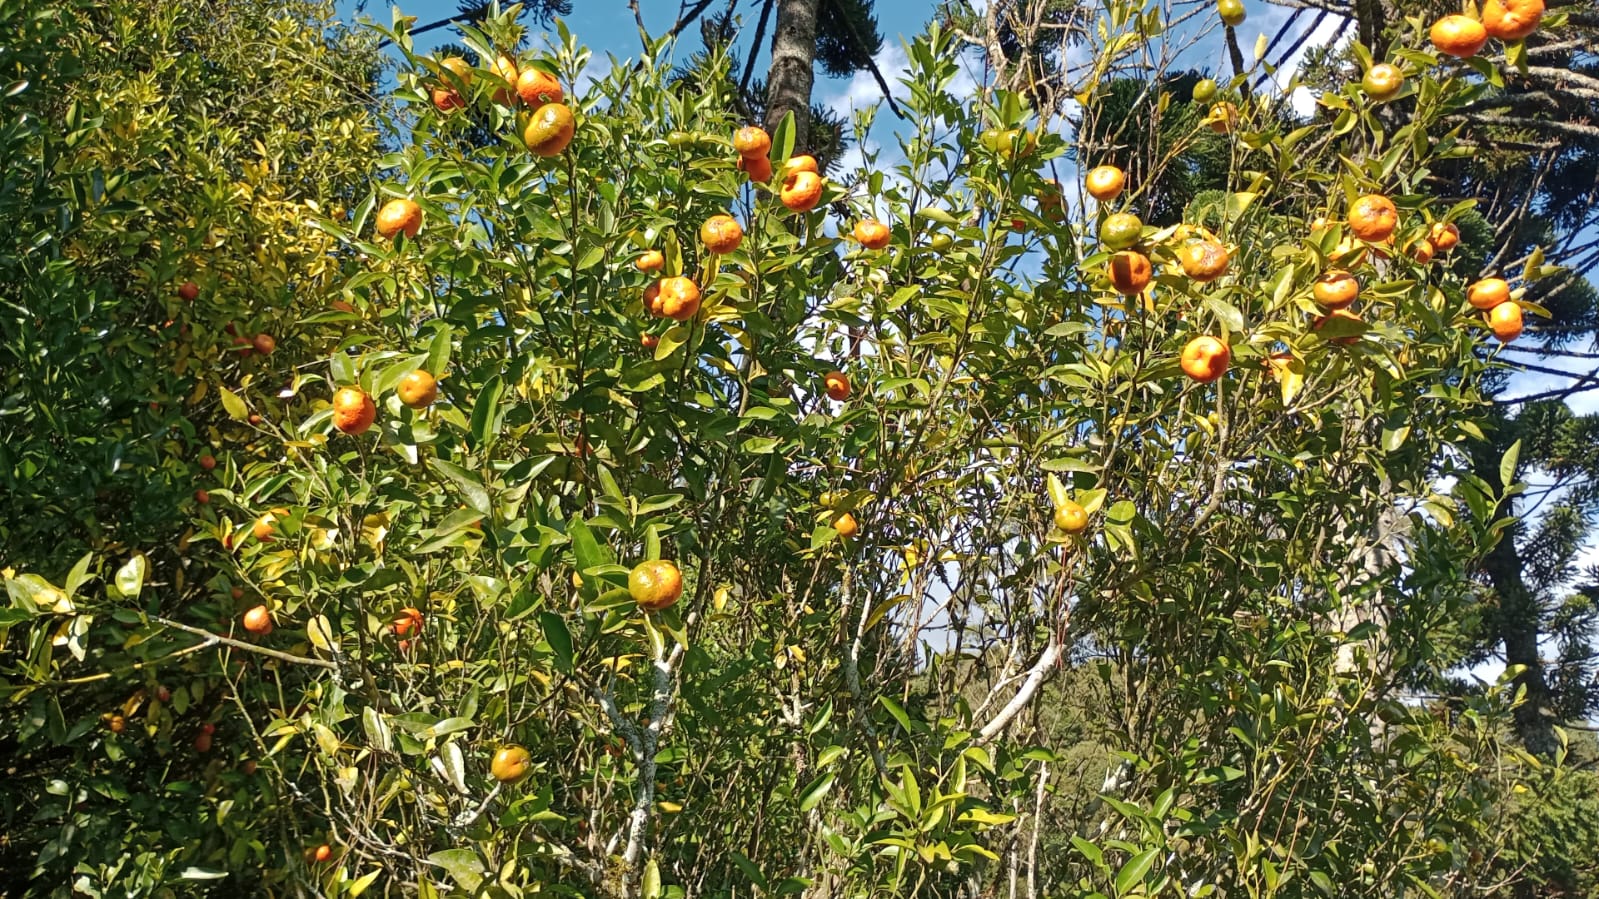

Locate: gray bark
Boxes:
[764,0,819,150]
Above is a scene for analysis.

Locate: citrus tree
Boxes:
[0,0,381,888]
[1,0,1575,896]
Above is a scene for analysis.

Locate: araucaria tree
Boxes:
[1,0,1587,896]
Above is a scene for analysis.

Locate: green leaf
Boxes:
[540,611,574,672]
[114,554,146,599]
[1115,848,1158,895]
[771,110,796,165]
[569,516,611,572]
[427,849,484,892]
[348,870,382,897]
[423,717,475,739]
[426,323,453,375]
[363,707,391,752]
[63,554,94,598]
[1201,296,1245,334]
[797,771,835,812]
[468,374,504,449]
[429,458,491,516]
[218,386,249,422]
[1071,835,1105,868]
[1500,439,1521,489]
[728,852,769,890]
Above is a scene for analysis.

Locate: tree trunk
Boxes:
[765,0,819,150]
[1481,514,1559,756]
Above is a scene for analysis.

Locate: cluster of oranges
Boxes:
[1430,0,1544,58]
[1076,162,1237,383]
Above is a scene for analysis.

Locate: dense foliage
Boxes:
[2,0,1592,896]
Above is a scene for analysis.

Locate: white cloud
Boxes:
[820,43,911,116]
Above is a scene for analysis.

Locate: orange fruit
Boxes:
[654,276,701,321]
[1431,15,1488,58]
[1100,212,1143,249]
[1054,500,1089,534]
[782,155,819,177]
[1180,336,1231,383]
[1429,221,1461,252]
[733,126,771,157]
[523,103,575,157]
[1482,0,1543,41]
[108,715,126,733]
[780,171,824,212]
[1085,165,1126,202]
[331,386,377,435]
[738,153,773,182]
[431,86,465,112]
[1467,277,1511,310]
[515,67,563,107]
[1107,251,1153,295]
[375,198,422,239]
[641,333,659,349]
[629,559,684,611]
[1313,271,1360,309]
[397,370,438,408]
[199,453,216,471]
[1314,308,1364,345]
[1407,238,1435,264]
[635,250,664,273]
[392,607,424,636]
[491,745,533,782]
[1218,0,1246,27]
[194,732,212,753]
[700,214,744,254]
[489,54,518,105]
[833,512,859,539]
[178,281,200,302]
[1488,301,1523,342]
[823,371,851,401]
[313,845,333,863]
[853,219,892,249]
[195,489,210,504]
[643,281,663,316]
[253,511,280,542]
[242,605,273,635]
[1177,240,1230,283]
[1347,194,1398,242]
[252,333,275,355]
[1362,63,1404,101]
[1208,102,1240,133]
[431,56,471,112]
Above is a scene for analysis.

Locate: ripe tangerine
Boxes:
[1431,15,1488,58]
[242,605,273,635]
[1180,336,1231,383]
[331,386,377,435]
[780,171,823,212]
[853,219,892,249]
[823,370,851,401]
[397,370,438,409]
[629,560,684,611]
[523,103,575,157]
[375,199,422,240]
[700,215,744,254]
